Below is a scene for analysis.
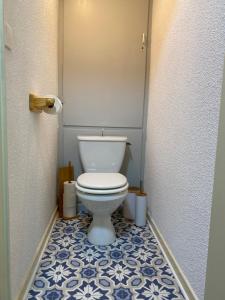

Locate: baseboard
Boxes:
[17,207,58,300]
[147,213,199,300]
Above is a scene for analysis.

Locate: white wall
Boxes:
[4,0,58,298]
[144,1,225,299]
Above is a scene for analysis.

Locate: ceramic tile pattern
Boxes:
[27,211,186,299]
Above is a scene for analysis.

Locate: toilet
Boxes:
[76,135,128,245]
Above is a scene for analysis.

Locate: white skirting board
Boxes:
[147,212,199,300]
[17,207,58,300]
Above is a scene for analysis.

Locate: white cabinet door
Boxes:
[63,0,149,127]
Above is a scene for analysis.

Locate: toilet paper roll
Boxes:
[135,193,147,227]
[44,95,63,115]
[63,207,76,218]
[64,181,76,196]
[63,181,76,218]
[123,192,136,220]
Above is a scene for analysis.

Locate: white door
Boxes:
[63,0,149,128]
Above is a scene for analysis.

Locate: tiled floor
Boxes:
[27,211,186,299]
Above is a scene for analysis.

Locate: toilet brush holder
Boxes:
[135,192,147,227]
[123,187,139,220]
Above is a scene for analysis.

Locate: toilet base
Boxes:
[88,214,116,245]
[76,189,128,246]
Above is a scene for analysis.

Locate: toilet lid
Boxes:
[77,173,127,190]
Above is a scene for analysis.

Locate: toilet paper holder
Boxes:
[29,93,55,113]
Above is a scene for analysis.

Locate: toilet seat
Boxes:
[76,182,129,195]
[76,172,128,195]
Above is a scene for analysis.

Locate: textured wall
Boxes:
[144,1,225,299]
[4,1,58,298]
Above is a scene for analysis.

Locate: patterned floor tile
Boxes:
[27,211,186,299]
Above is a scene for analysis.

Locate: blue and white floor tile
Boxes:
[27,211,186,299]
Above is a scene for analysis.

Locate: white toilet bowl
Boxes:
[76,135,128,245]
[76,173,128,245]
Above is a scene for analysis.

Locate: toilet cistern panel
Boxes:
[78,136,127,173]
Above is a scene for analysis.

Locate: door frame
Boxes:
[204,57,225,300]
[0,0,11,299]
